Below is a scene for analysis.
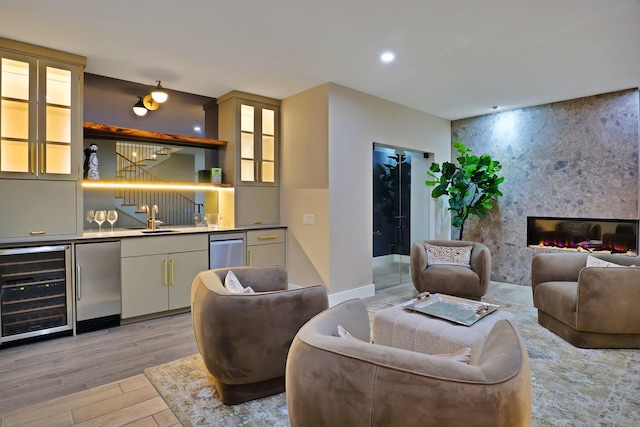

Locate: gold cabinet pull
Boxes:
[248,250,253,266]
[29,230,46,235]
[163,259,168,286]
[170,259,175,286]
[40,144,45,174]
[253,220,263,225]
[30,143,36,174]
[257,235,277,241]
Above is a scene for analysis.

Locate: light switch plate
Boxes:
[303,214,315,225]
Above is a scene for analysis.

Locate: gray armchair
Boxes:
[532,252,640,348]
[286,299,532,427]
[191,266,328,405]
[410,240,491,300]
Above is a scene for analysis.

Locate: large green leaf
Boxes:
[424,141,504,239]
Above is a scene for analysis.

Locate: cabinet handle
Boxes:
[76,265,82,300]
[40,144,45,174]
[29,230,47,235]
[170,259,175,286]
[253,220,263,225]
[248,250,253,266]
[163,259,168,286]
[30,143,36,175]
[257,235,277,241]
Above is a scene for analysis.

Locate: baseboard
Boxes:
[327,283,375,307]
[288,282,376,307]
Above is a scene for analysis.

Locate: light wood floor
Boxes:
[0,283,416,427]
[0,311,198,426]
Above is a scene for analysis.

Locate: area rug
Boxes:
[144,282,640,427]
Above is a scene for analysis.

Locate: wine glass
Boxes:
[94,210,106,233]
[85,210,95,230]
[107,210,118,233]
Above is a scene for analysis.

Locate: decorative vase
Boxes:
[88,144,100,180]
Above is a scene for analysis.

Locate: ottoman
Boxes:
[372,303,517,364]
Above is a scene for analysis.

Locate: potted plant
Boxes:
[426,141,504,240]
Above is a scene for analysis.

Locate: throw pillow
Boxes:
[336,325,471,364]
[224,270,246,293]
[424,243,472,267]
[242,286,256,294]
[585,255,623,268]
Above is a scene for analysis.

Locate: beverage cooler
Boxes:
[0,245,73,345]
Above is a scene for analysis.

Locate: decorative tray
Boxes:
[401,293,500,326]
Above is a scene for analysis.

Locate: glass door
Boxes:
[372,145,411,289]
[373,144,431,290]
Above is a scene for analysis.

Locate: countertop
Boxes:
[0,224,287,248]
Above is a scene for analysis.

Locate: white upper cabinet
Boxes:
[217,91,280,187]
[0,39,85,180]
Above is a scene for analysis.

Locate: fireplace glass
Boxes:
[527,217,638,256]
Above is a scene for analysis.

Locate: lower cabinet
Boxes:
[120,234,208,319]
[246,228,286,267]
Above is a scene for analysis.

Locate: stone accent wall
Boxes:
[451,89,640,285]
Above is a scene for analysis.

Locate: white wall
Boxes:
[282,83,451,302]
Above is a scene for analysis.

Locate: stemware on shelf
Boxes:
[94,210,107,233]
[107,210,118,233]
[86,210,95,230]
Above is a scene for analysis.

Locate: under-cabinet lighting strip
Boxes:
[82,181,232,192]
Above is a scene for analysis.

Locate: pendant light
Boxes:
[132,96,148,116]
[151,80,168,103]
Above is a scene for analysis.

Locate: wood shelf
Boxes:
[83,122,227,148]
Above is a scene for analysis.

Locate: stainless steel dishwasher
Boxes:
[74,241,121,333]
[209,233,245,269]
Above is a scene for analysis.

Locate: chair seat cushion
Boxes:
[532,281,577,328]
[419,264,481,297]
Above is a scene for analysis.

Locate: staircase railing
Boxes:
[115,152,197,226]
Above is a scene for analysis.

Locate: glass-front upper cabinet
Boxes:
[0,45,83,180]
[217,91,280,187]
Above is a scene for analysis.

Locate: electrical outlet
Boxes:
[303,214,315,225]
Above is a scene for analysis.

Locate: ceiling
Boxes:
[1,0,639,120]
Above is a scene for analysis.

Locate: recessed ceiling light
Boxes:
[380,51,395,63]
[194,126,202,132]
[492,106,501,110]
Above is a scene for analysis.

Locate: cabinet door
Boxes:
[168,249,208,311]
[121,253,168,319]
[0,50,82,181]
[0,179,78,239]
[247,243,286,267]
[0,52,36,178]
[236,186,279,226]
[246,228,286,267]
[238,102,278,185]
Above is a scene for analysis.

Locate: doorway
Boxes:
[372,144,431,290]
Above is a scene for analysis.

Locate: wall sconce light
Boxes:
[151,80,168,103]
[132,96,148,116]
[132,80,169,116]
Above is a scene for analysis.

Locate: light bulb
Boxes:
[132,96,148,116]
[151,80,168,103]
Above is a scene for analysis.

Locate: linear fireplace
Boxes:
[527,217,639,256]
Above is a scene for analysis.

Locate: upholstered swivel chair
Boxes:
[286,299,532,427]
[191,266,328,405]
[532,252,640,348]
[410,240,491,300]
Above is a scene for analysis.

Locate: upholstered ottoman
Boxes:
[372,303,517,364]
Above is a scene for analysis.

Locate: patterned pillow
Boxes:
[424,243,472,267]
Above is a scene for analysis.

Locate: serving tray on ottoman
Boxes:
[401,293,500,326]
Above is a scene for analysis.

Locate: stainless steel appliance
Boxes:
[209,233,245,269]
[75,241,121,333]
[0,245,72,345]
